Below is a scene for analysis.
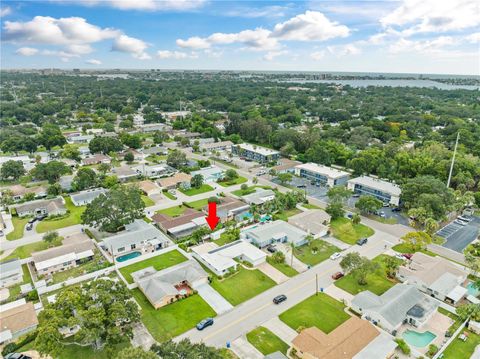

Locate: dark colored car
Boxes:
[331,272,344,280]
[28,218,37,224]
[196,318,214,330]
[5,354,33,359]
[296,184,306,188]
[36,213,48,221]
[267,245,277,253]
[356,238,368,246]
[402,253,413,260]
[273,294,287,304]
[391,207,401,212]
[26,223,33,231]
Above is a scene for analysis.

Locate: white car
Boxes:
[330,252,342,261]
[395,254,405,261]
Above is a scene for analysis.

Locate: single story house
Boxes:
[81,153,111,166]
[142,146,168,156]
[291,316,384,359]
[120,148,145,162]
[199,140,233,152]
[111,166,138,182]
[351,284,438,335]
[152,208,206,238]
[136,180,160,196]
[347,176,401,206]
[202,196,249,222]
[102,219,171,258]
[241,188,276,205]
[132,259,208,309]
[0,259,23,288]
[294,163,350,187]
[241,220,309,248]
[134,164,176,179]
[86,128,104,135]
[11,197,66,217]
[7,184,47,201]
[157,172,192,190]
[70,188,107,206]
[192,240,266,276]
[67,134,94,144]
[31,233,95,277]
[0,301,39,344]
[288,210,331,238]
[397,252,468,304]
[190,165,224,183]
[139,123,171,133]
[59,175,74,192]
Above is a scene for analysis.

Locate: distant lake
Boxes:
[284,79,479,90]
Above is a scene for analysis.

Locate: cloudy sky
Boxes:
[1,0,479,74]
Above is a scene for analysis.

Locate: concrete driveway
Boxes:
[131,322,156,350]
[263,317,298,345]
[257,262,289,284]
[196,283,234,314]
[275,243,308,272]
[230,336,263,359]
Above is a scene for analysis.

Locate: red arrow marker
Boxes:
[206,201,220,230]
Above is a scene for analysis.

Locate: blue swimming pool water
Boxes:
[467,282,480,297]
[402,330,436,347]
[116,251,141,262]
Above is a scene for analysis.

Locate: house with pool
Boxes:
[351,284,438,336]
[397,252,469,305]
[102,220,171,261]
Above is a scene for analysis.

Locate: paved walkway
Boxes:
[262,317,298,345]
[230,336,263,359]
[322,235,350,250]
[131,322,156,350]
[196,283,234,314]
[257,262,289,284]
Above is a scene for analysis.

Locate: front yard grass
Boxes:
[442,329,480,359]
[210,267,276,306]
[7,264,33,299]
[294,239,339,266]
[246,326,289,355]
[141,195,155,207]
[266,256,298,277]
[179,184,214,196]
[36,197,85,233]
[334,254,400,295]
[279,293,350,333]
[186,198,209,210]
[273,208,302,221]
[329,217,374,245]
[302,203,321,209]
[6,216,29,240]
[218,176,248,187]
[49,251,111,284]
[162,190,177,200]
[392,243,436,257]
[119,250,188,284]
[156,205,188,217]
[5,237,63,260]
[132,289,216,342]
[214,231,238,246]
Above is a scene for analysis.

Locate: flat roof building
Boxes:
[191,165,224,183]
[288,210,331,238]
[241,188,276,205]
[347,176,401,206]
[241,220,308,248]
[295,163,350,187]
[232,143,280,164]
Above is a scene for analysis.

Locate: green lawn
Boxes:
[273,208,302,221]
[230,185,274,197]
[6,216,29,240]
[186,198,209,210]
[266,256,298,277]
[334,254,400,295]
[246,326,289,355]
[132,289,216,342]
[5,237,63,260]
[279,293,350,333]
[210,267,276,306]
[442,330,480,359]
[294,239,339,266]
[392,243,436,257]
[7,264,33,299]
[329,217,374,245]
[302,203,321,209]
[49,252,111,284]
[179,184,214,196]
[36,197,85,233]
[162,190,177,200]
[119,250,188,284]
[141,195,155,206]
[214,232,238,246]
[218,176,248,187]
[156,205,188,217]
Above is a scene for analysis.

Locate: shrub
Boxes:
[427,344,438,358]
[395,338,411,355]
[1,331,37,356]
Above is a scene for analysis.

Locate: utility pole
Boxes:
[315,274,318,295]
[447,132,460,188]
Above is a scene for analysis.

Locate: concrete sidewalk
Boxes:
[263,317,298,345]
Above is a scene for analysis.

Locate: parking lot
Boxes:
[438,216,480,253]
[272,176,328,200]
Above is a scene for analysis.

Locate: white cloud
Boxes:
[65,44,93,55]
[389,36,455,54]
[157,50,195,59]
[271,10,350,41]
[176,11,349,52]
[15,47,39,56]
[381,0,480,35]
[327,44,361,57]
[86,59,102,65]
[0,6,12,17]
[112,34,151,59]
[466,32,480,43]
[310,50,325,60]
[263,50,288,61]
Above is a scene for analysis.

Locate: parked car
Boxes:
[383,202,389,207]
[26,223,33,231]
[331,272,344,280]
[256,170,266,176]
[330,252,342,260]
[346,213,353,219]
[5,354,33,359]
[391,207,401,212]
[273,294,287,304]
[356,238,368,246]
[395,254,406,261]
[266,245,277,253]
[379,211,386,218]
[36,213,48,221]
[352,193,360,198]
[454,219,467,226]
[0,230,4,237]
[458,216,471,223]
[296,184,306,188]
[28,217,37,224]
[402,253,413,260]
[196,318,214,330]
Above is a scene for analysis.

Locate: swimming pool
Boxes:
[402,330,436,347]
[116,251,142,263]
[467,282,480,297]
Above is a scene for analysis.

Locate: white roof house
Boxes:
[241,189,276,205]
[0,259,23,288]
[70,188,107,206]
[190,165,224,183]
[294,163,350,187]
[347,176,401,206]
[192,240,266,276]
[241,220,308,248]
[235,143,279,156]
